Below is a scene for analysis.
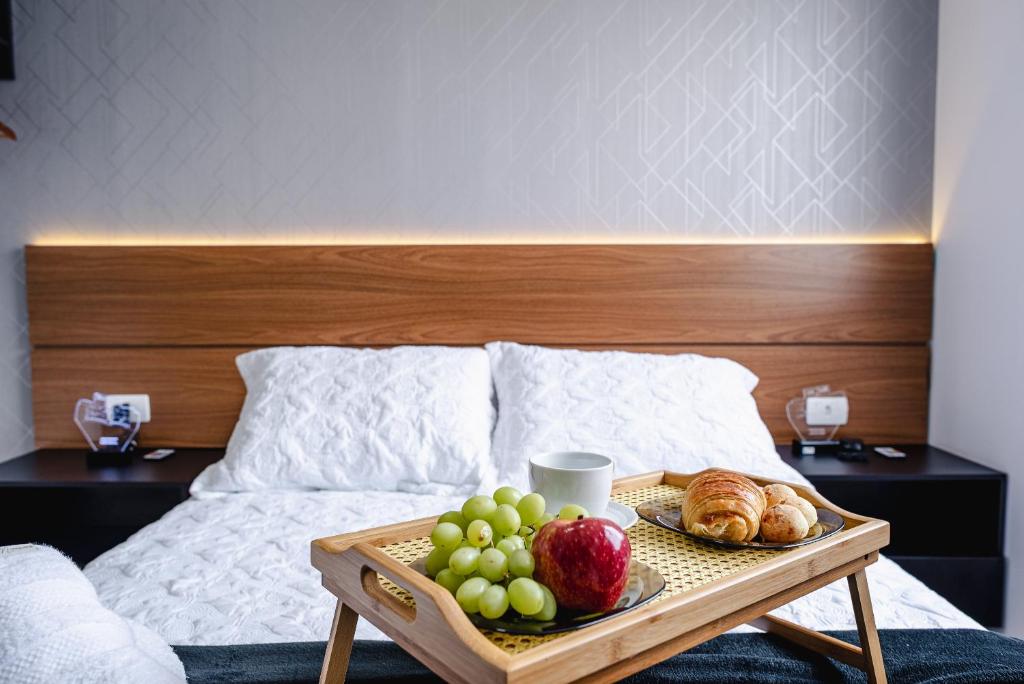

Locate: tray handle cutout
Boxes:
[360,564,416,623]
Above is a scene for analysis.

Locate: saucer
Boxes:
[601,500,639,530]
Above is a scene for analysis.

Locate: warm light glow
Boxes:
[31,232,931,247]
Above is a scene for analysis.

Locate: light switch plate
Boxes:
[104,393,151,423]
[805,395,849,426]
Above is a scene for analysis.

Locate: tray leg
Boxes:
[849,569,887,684]
[320,600,359,684]
[746,568,887,684]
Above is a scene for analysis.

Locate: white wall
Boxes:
[0,0,939,462]
[931,0,1024,637]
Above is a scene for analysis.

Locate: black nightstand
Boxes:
[0,449,223,566]
[778,444,1007,627]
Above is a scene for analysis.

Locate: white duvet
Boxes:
[84,486,980,646]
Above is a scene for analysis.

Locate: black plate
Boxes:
[412,558,665,635]
[635,497,845,549]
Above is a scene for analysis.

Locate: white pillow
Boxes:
[191,346,496,496]
[0,544,186,684]
[487,342,798,490]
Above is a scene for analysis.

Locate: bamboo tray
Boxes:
[311,471,890,684]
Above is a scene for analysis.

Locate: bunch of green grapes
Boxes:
[425,486,588,620]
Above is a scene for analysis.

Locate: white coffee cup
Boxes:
[528,451,614,518]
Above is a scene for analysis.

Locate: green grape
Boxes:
[478,547,509,582]
[430,522,463,552]
[508,577,545,615]
[490,504,522,537]
[437,510,469,533]
[425,547,452,577]
[496,536,525,557]
[493,486,523,507]
[462,495,498,522]
[435,569,465,595]
[508,549,535,578]
[466,519,494,548]
[517,526,533,537]
[455,577,491,614]
[558,503,588,520]
[448,546,481,575]
[493,536,516,557]
[495,538,518,558]
[530,584,557,621]
[524,532,536,551]
[507,534,527,550]
[478,584,510,619]
[516,493,546,526]
[537,513,556,528]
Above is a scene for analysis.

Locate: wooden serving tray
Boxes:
[311,471,891,684]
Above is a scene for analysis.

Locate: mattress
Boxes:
[84,489,981,647]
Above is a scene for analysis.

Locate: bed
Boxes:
[22,244,1024,682]
[81,486,978,647]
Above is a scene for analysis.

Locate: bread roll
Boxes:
[763,483,798,508]
[763,483,818,527]
[682,469,766,542]
[760,504,810,542]
[789,496,818,527]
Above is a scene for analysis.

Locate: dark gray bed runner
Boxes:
[173,629,1024,683]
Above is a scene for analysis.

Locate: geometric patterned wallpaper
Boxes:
[0,0,937,460]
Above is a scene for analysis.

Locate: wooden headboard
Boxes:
[25,244,933,448]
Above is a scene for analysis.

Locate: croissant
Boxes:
[682,469,767,542]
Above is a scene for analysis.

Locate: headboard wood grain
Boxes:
[25,244,933,447]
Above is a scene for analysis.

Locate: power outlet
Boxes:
[805,396,849,426]
[104,394,151,423]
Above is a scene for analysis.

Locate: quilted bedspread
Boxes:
[84,489,980,646]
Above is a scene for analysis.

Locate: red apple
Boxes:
[531,517,631,612]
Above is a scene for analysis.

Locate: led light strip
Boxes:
[31,233,931,247]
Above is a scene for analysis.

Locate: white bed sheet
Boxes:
[84,489,981,646]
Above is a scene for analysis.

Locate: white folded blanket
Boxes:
[0,544,185,684]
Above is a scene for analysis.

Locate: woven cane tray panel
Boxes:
[378,483,789,654]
